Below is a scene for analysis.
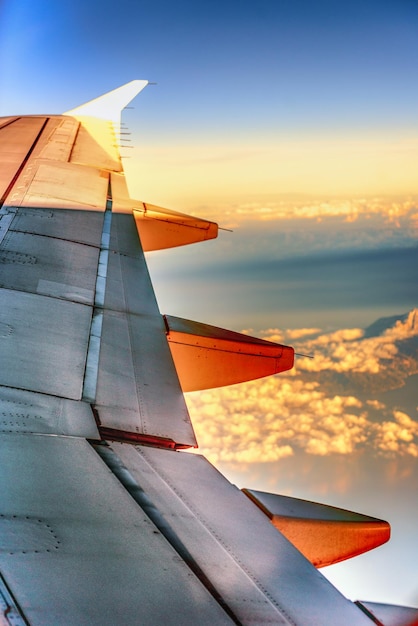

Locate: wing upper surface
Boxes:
[0,108,197,447]
[104,443,373,626]
[0,435,234,626]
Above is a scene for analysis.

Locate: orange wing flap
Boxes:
[243,489,390,568]
[165,315,294,392]
[133,203,218,251]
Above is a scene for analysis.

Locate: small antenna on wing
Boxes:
[295,353,314,359]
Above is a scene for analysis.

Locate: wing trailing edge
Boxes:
[243,489,390,568]
[355,601,418,625]
[164,315,294,391]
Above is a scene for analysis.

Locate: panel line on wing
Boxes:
[0,118,49,209]
[82,180,113,403]
[95,208,112,308]
[0,117,21,130]
[0,572,28,626]
[0,207,17,246]
[92,442,242,625]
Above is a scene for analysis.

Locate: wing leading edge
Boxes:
[0,82,416,625]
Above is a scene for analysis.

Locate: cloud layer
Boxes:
[216,195,418,229]
[187,311,418,464]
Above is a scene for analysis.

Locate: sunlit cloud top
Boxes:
[229,196,418,225]
[187,310,418,464]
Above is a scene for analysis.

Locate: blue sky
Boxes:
[1,0,418,609]
[2,0,418,134]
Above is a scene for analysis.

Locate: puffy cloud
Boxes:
[367,399,386,410]
[187,376,367,462]
[292,311,418,377]
[187,311,418,465]
[258,328,286,343]
[261,327,321,341]
[375,411,418,454]
[206,196,418,230]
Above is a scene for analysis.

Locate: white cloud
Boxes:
[206,196,418,229]
[292,311,418,375]
[367,399,386,410]
[187,311,418,464]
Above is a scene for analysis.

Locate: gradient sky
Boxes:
[1,0,418,610]
[2,0,418,202]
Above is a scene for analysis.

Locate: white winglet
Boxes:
[64,80,149,170]
[64,80,148,124]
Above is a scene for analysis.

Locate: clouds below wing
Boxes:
[187,310,418,463]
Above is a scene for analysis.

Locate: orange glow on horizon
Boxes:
[125,131,418,212]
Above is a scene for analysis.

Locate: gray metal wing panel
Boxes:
[10,207,104,247]
[1,191,195,445]
[108,211,147,258]
[94,309,194,444]
[0,433,234,626]
[0,230,98,305]
[0,386,98,438]
[0,207,17,246]
[103,235,159,315]
[0,201,109,412]
[111,444,372,626]
[0,289,91,400]
[94,212,197,447]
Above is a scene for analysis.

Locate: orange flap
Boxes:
[243,489,390,568]
[133,204,218,251]
[165,315,294,392]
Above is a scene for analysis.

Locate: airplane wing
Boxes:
[0,81,416,625]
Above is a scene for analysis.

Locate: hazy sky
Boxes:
[2,0,418,201]
[1,0,418,610]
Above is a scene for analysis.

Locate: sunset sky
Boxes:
[1,0,417,609]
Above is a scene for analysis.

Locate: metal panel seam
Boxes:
[66,120,81,163]
[0,118,21,130]
[82,177,112,403]
[92,442,242,626]
[128,448,298,626]
[0,572,29,626]
[9,228,101,249]
[0,118,49,209]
